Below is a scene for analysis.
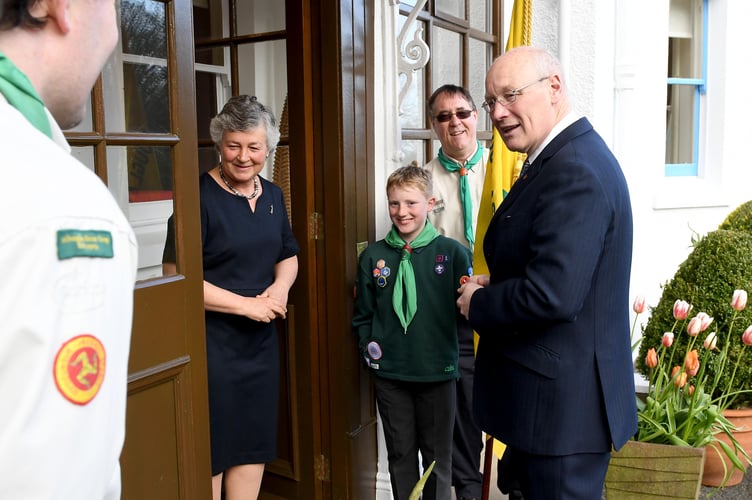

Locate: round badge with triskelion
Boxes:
[53,334,106,405]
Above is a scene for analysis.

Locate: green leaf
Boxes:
[408,460,435,500]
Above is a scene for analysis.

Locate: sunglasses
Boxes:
[433,109,474,123]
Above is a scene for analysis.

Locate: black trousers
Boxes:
[452,346,483,498]
[498,446,610,500]
[374,376,456,500]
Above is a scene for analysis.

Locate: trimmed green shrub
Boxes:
[637,228,752,408]
[719,200,752,234]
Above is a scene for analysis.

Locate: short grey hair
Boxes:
[209,95,280,152]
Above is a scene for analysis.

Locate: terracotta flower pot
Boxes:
[605,440,706,499]
[702,408,752,487]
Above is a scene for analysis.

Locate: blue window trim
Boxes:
[665,0,707,177]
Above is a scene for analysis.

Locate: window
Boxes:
[665,0,706,177]
[193,0,288,178]
[398,0,500,167]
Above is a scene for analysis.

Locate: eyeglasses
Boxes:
[432,109,474,123]
[481,76,550,112]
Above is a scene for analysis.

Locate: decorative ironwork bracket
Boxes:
[396,0,429,112]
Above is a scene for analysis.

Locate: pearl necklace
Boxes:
[219,164,259,200]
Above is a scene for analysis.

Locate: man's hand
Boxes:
[457,274,489,319]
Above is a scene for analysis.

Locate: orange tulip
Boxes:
[645,348,658,369]
[671,366,688,388]
[685,350,700,376]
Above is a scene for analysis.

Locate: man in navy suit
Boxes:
[457,46,637,499]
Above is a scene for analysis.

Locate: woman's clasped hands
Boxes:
[246,292,287,323]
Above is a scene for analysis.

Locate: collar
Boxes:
[526,111,579,165]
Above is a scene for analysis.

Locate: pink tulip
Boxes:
[662,331,674,347]
[687,313,713,337]
[645,348,658,369]
[689,385,695,396]
[673,300,691,320]
[687,317,702,337]
[697,312,713,331]
[732,289,748,311]
[633,295,646,314]
[703,331,718,350]
[685,350,700,377]
[743,325,752,346]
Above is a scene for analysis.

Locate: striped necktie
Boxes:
[519,159,531,178]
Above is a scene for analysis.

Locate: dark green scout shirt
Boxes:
[352,235,473,382]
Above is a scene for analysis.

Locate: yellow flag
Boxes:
[473,0,532,460]
[473,0,532,303]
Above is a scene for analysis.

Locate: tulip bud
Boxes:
[671,366,688,388]
[673,300,691,320]
[633,295,646,314]
[662,331,674,347]
[645,348,658,369]
[743,325,752,346]
[732,289,748,312]
[689,385,695,396]
[704,331,718,350]
[685,350,700,376]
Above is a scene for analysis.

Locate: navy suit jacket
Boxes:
[469,117,637,456]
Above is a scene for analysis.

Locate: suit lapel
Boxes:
[484,118,594,235]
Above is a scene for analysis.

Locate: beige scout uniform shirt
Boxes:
[424,148,489,250]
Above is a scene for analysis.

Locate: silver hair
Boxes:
[209,95,280,152]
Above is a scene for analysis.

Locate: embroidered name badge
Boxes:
[53,334,106,405]
[57,230,114,260]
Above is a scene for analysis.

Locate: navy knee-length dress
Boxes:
[198,172,299,475]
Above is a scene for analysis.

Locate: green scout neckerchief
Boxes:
[437,140,483,247]
[384,221,440,333]
[0,52,52,138]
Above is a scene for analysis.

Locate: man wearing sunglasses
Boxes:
[424,84,486,500]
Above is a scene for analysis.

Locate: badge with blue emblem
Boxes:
[373,258,391,287]
[367,341,383,360]
[434,254,450,275]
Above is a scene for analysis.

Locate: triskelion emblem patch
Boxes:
[54,334,106,405]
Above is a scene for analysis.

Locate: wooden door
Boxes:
[312,1,379,498]
[110,1,212,498]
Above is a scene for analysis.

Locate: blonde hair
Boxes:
[386,164,433,198]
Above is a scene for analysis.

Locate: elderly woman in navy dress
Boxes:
[164,95,299,500]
